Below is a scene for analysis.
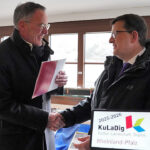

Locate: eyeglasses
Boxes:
[40,23,50,30]
[111,30,132,39]
[25,21,50,30]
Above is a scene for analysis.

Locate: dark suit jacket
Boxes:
[0,29,61,150]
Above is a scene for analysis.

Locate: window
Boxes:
[47,19,119,88]
[84,32,113,88]
[50,33,78,87]
[84,64,104,88]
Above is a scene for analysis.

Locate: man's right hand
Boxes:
[73,135,90,150]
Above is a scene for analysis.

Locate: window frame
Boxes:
[48,19,113,88]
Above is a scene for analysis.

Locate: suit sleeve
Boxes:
[60,94,92,127]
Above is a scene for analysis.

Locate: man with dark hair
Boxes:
[112,14,147,47]
[0,2,67,150]
[52,14,150,150]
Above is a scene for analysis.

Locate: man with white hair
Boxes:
[0,2,67,150]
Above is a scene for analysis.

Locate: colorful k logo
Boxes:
[126,116,145,132]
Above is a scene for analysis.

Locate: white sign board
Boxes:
[91,110,150,150]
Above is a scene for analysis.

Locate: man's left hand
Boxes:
[55,71,67,87]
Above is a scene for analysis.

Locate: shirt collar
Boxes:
[24,40,46,51]
[24,40,33,51]
[125,47,146,65]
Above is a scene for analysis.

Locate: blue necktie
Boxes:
[119,63,131,76]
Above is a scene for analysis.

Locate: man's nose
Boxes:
[42,27,48,35]
[109,36,114,43]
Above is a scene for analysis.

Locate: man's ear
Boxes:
[131,31,138,43]
[17,20,26,31]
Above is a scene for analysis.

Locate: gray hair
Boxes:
[13,2,45,28]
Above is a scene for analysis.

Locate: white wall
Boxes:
[48,7,150,23]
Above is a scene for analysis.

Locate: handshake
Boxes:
[47,113,65,131]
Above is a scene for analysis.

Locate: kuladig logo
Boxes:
[126,116,145,132]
